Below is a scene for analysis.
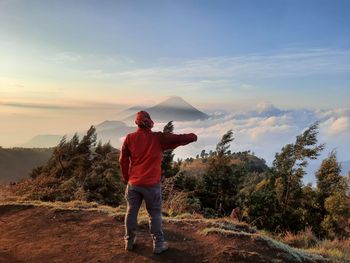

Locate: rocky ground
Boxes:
[0,200,328,263]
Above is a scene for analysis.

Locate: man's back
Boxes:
[119,127,197,186]
[123,128,163,186]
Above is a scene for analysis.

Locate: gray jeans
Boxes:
[124,183,164,246]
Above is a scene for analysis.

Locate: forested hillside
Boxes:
[0,147,52,184]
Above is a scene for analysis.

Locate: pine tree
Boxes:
[75,126,97,178]
[272,122,324,231]
[201,130,236,215]
[316,151,343,199]
[77,126,97,154]
[216,129,234,159]
[53,135,67,177]
[69,133,79,154]
[316,151,350,238]
[24,126,124,206]
[161,121,178,178]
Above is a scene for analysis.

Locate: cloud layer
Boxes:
[150,104,350,184]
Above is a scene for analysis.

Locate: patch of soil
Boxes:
[0,205,327,263]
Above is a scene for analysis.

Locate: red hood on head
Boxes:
[135,111,154,128]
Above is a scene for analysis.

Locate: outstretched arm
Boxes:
[119,136,131,183]
[158,132,197,151]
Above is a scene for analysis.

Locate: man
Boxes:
[119,111,197,254]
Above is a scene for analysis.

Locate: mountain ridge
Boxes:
[21,97,210,148]
[124,96,209,122]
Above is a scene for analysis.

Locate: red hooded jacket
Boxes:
[119,127,197,186]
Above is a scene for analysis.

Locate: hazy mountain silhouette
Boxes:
[21,134,63,148]
[94,120,134,146]
[116,105,145,120]
[21,121,135,148]
[124,96,209,122]
[232,103,317,128]
[21,97,208,148]
[233,103,286,120]
[95,120,130,131]
[254,102,285,117]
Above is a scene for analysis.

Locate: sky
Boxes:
[0,0,350,160]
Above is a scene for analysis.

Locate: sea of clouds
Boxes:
[149,103,350,185]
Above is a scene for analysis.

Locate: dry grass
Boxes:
[0,198,200,226]
[277,227,349,262]
[282,227,318,248]
[199,226,325,262]
[199,219,327,263]
[180,159,208,177]
[257,235,325,262]
[304,239,350,263]
[209,217,256,233]
[0,199,124,217]
[200,227,254,239]
[172,212,203,219]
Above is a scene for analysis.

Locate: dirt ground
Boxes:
[0,204,326,263]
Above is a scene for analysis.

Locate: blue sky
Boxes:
[0,0,349,147]
[2,0,350,56]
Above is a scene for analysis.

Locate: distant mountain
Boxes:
[254,102,285,117]
[20,97,209,148]
[233,103,317,128]
[21,134,63,148]
[21,120,135,148]
[94,120,134,146]
[124,96,209,122]
[95,120,130,131]
[116,105,145,120]
[233,103,286,119]
[0,147,53,183]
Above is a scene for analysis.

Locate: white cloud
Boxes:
[260,116,278,126]
[327,117,350,135]
[48,52,81,63]
[84,49,350,84]
[118,102,349,169]
[315,108,350,120]
[77,49,350,110]
[150,105,350,168]
[248,124,292,141]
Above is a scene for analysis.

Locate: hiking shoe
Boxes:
[125,237,136,251]
[153,242,169,254]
